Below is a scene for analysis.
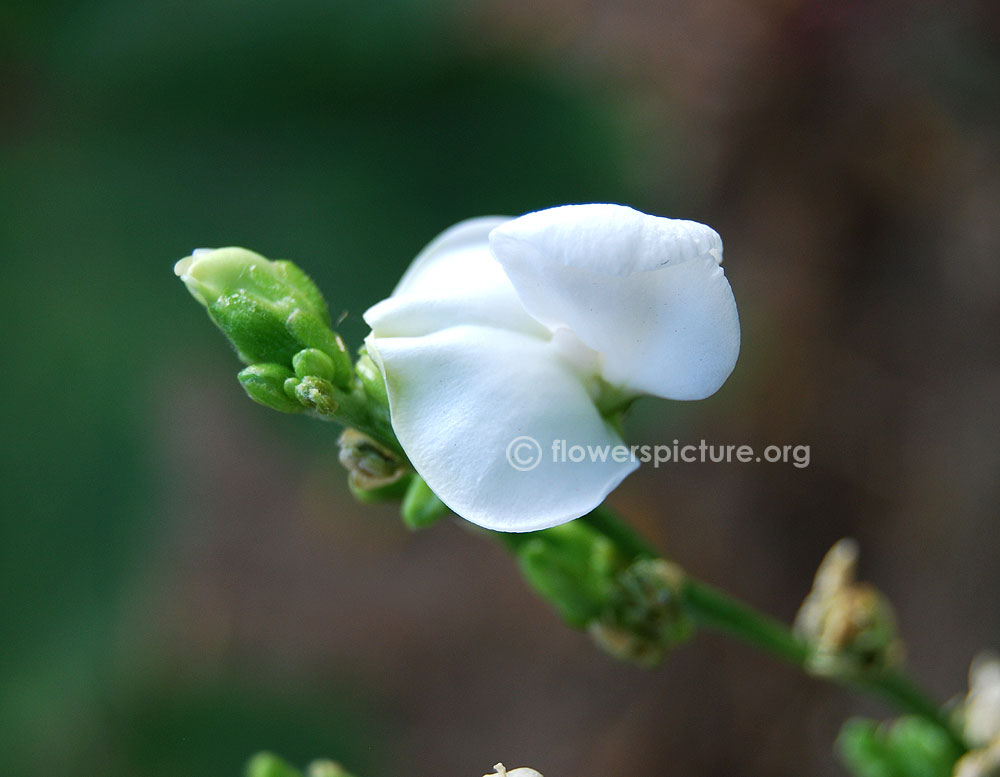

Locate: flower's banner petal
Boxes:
[490,204,723,276]
[367,326,637,532]
[365,217,546,339]
[490,204,740,400]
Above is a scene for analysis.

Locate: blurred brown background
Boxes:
[2,1,998,775]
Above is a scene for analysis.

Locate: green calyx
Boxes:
[400,475,448,529]
[589,558,694,667]
[506,520,692,666]
[511,521,620,628]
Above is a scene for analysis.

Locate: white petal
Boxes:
[483,768,544,777]
[365,217,546,339]
[367,326,637,532]
[489,204,740,400]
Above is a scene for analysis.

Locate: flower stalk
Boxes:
[497,503,967,754]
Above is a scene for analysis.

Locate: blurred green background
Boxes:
[2,1,998,776]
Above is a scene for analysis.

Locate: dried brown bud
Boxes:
[794,539,903,677]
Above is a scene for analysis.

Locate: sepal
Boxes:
[401,475,448,529]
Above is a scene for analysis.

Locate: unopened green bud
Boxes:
[516,522,621,628]
[245,752,303,777]
[338,428,405,490]
[355,349,389,416]
[307,761,357,777]
[288,375,339,416]
[589,558,693,667]
[887,717,963,776]
[401,475,448,529]
[176,248,327,319]
[293,348,337,383]
[206,290,302,366]
[238,364,304,413]
[837,717,959,777]
[175,248,352,386]
[285,310,353,386]
[837,719,890,777]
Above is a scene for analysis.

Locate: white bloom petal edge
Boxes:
[365,326,637,532]
[364,217,546,340]
[490,204,740,399]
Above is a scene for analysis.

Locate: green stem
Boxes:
[552,503,966,752]
[578,505,658,560]
[328,382,405,459]
[681,578,809,665]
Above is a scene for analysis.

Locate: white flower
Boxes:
[483,764,544,777]
[964,652,1000,748]
[364,204,740,532]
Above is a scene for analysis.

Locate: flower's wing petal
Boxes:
[367,326,637,532]
[391,217,509,296]
[365,217,547,339]
[489,204,740,400]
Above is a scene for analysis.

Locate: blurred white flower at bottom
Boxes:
[483,764,544,777]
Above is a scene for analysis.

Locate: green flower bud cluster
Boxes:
[175,247,353,416]
[515,521,621,628]
[838,717,961,777]
[588,558,693,668]
[246,752,358,777]
[509,521,692,666]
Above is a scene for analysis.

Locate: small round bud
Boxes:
[238,364,304,414]
[285,310,353,387]
[293,348,338,383]
[356,351,388,408]
[292,376,339,416]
